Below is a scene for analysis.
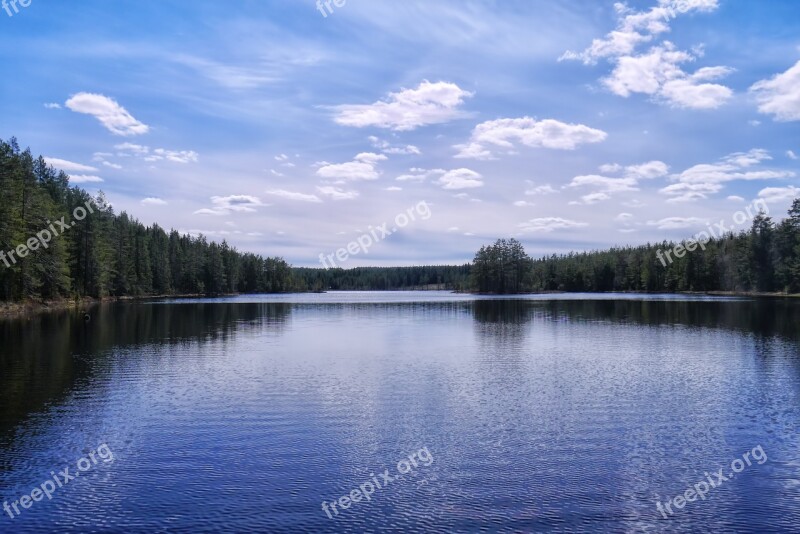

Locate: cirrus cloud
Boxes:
[44,157,97,172]
[264,189,322,203]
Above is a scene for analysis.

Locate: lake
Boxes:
[1,292,799,533]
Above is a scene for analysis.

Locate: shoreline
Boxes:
[2,290,799,319]
[0,293,240,318]
[468,290,800,298]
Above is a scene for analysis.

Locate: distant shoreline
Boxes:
[2,290,799,319]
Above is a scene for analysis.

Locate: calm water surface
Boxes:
[1,292,800,533]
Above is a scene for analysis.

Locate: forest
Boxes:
[1,137,799,303]
[0,138,295,302]
[294,265,471,291]
[471,205,800,294]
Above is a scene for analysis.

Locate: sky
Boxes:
[0,0,798,267]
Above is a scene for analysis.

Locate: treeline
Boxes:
[528,207,800,294]
[4,136,799,301]
[294,265,471,291]
[0,138,296,302]
[471,204,800,294]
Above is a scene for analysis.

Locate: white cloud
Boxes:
[525,184,558,196]
[727,195,745,202]
[603,43,733,109]
[562,2,732,110]
[264,189,322,203]
[647,217,709,230]
[660,77,734,109]
[571,192,612,205]
[368,136,421,155]
[316,153,387,182]
[560,30,652,64]
[513,200,536,207]
[659,182,723,202]
[333,81,473,131]
[115,143,149,155]
[625,160,670,179]
[788,150,798,160]
[599,163,623,174]
[141,197,168,206]
[566,159,671,204]
[615,213,634,221]
[723,149,771,168]
[670,149,794,185]
[195,195,265,215]
[113,143,198,164]
[44,158,97,172]
[396,168,446,182]
[519,217,588,233]
[455,117,607,159]
[68,174,104,184]
[65,92,149,136]
[44,103,61,109]
[102,161,123,170]
[603,44,690,96]
[560,0,719,64]
[145,148,199,164]
[316,186,360,200]
[757,186,800,204]
[659,67,735,109]
[437,168,484,190]
[568,175,639,193]
[385,186,403,192]
[750,60,800,122]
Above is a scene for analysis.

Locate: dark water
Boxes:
[1,292,800,533]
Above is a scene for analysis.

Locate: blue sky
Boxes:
[1,0,798,267]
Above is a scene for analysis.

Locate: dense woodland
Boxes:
[471,205,800,294]
[0,138,296,302]
[1,137,799,303]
